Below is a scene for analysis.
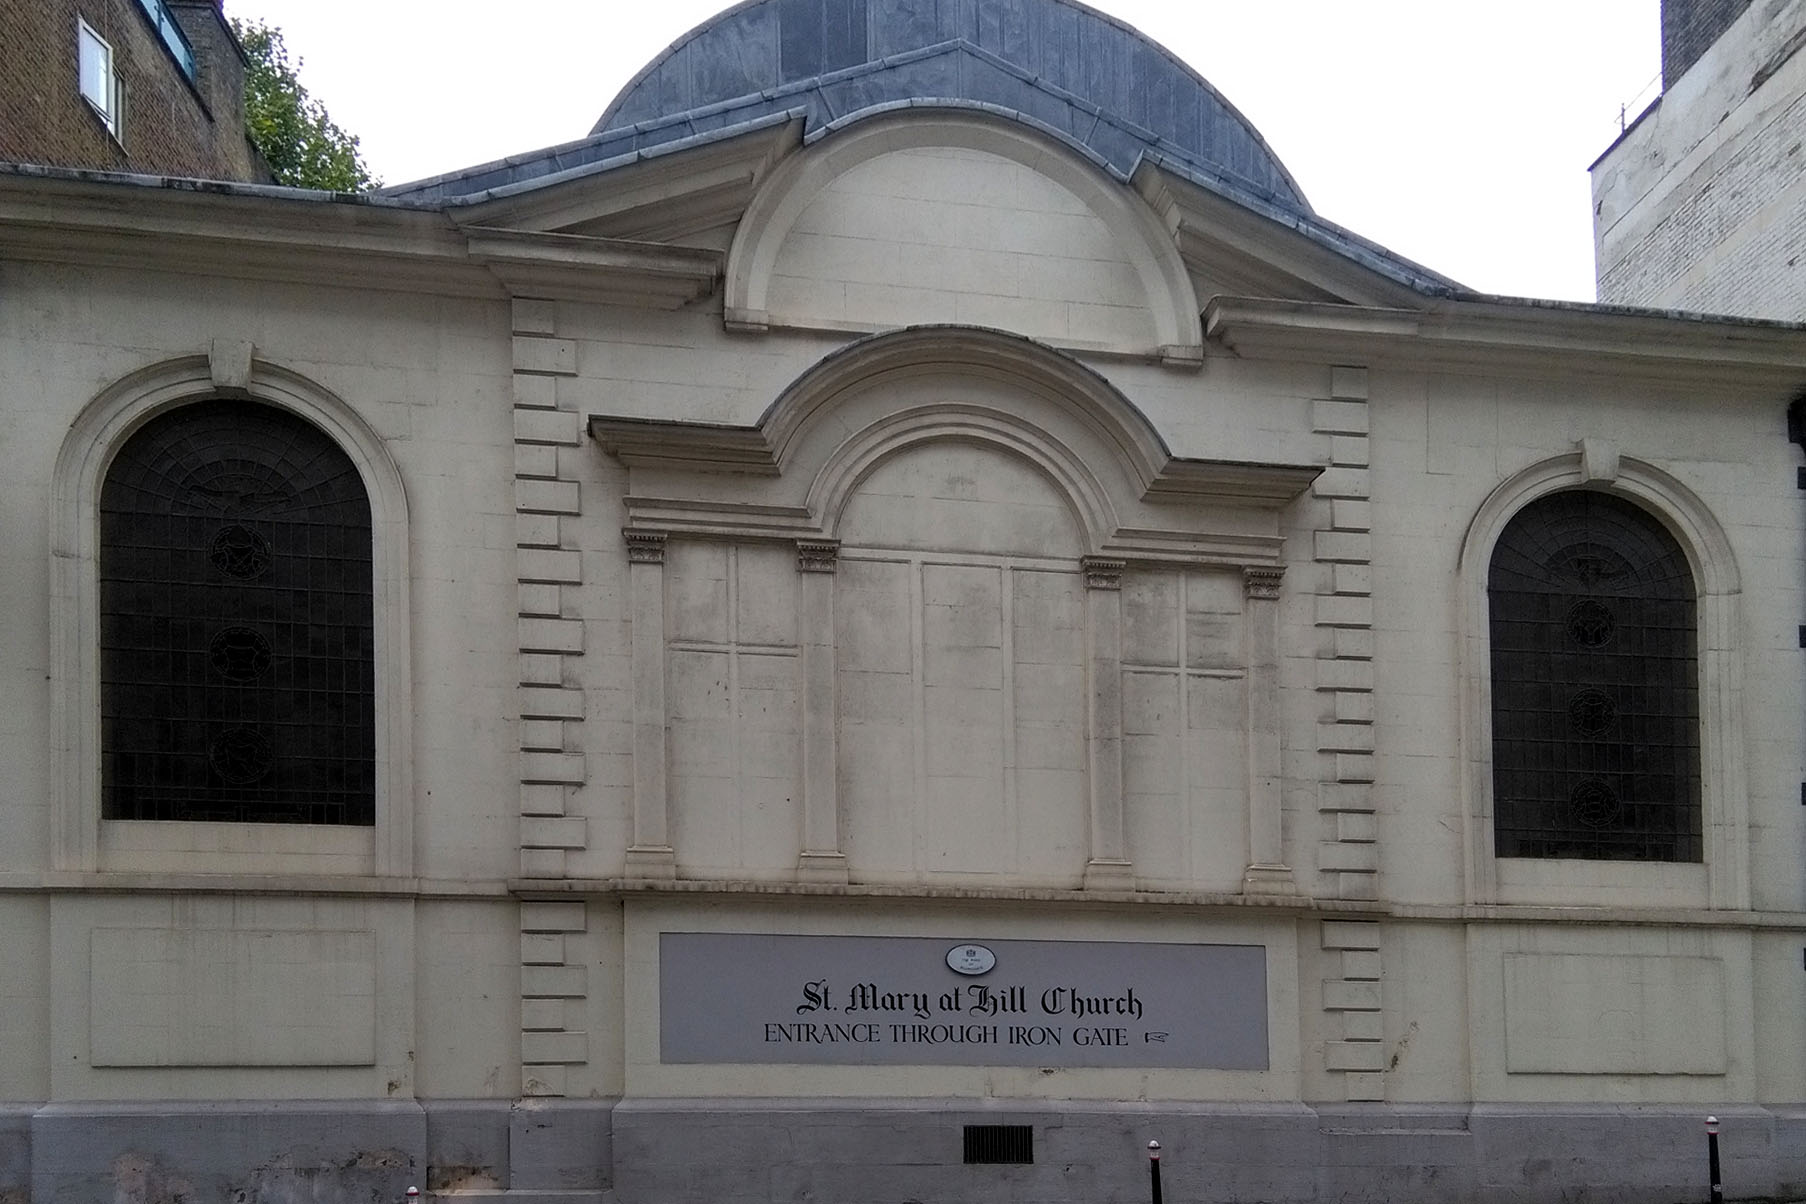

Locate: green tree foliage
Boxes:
[231,19,378,191]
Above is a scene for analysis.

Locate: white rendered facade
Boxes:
[3,4,1806,1201]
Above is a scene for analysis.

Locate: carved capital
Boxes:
[1082,556,1125,590]
[797,539,839,574]
[1244,566,1285,601]
[624,530,667,565]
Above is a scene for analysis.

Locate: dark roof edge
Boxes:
[1588,94,1663,172]
[1140,152,1467,297]
[1437,289,1806,332]
[0,160,430,207]
[417,111,806,209]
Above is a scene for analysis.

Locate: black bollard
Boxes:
[1148,1140,1163,1204]
[1706,1116,1722,1204]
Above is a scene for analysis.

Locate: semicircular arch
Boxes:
[1454,451,1744,910]
[725,110,1202,356]
[50,353,413,876]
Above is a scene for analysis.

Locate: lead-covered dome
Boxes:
[595,0,1307,211]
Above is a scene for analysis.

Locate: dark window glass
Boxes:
[1489,490,1700,861]
[99,400,375,825]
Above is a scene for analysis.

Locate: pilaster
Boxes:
[1241,566,1294,895]
[1081,556,1133,890]
[625,530,676,878]
[796,539,848,883]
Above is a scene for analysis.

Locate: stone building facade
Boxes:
[0,0,266,180]
[1592,0,1806,319]
[3,1,1806,1202]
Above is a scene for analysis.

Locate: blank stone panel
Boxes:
[1185,570,1244,670]
[665,542,731,645]
[731,652,804,871]
[836,443,1084,557]
[1119,567,1249,890]
[90,928,376,1068]
[1122,571,1181,666]
[1123,670,1185,883]
[1185,675,1250,885]
[1503,953,1727,1075]
[922,564,1008,874]
[669,647,803,873]
[836,554,1089,882]
[767,146,1156,347]
[668,650,734,768]
[836,558,913,675]
[733,544,800,648]
[837,558,917,876]
[1012,568,1087,882]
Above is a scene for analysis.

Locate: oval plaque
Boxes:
[946,944,996,976]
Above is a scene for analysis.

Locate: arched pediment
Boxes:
[723,112,1204,362]
[592,325,1317,562]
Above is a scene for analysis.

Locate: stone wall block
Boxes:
[519,548,584,584]
[521,933,566,965]
[515,480,581,516]
[1312,467,1371,499]
[521,902,588,932]
[512,298,558,335]
[515,408,584,446]
[1313,398,1370,434]
[1320,841,1379,873]
[521,752,588,784]
[522,816,588,848]
[513,337,578,376]
[521,965,587,998]
[1327,1041,1385,1072]
[519,618,585,654]
[521,1030,590,1065]
[521,687,586,720]
[1321,922,1383,951]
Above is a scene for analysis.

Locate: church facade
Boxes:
[3,2,1806,1201]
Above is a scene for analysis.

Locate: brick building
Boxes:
[1592,0,1806,319]
[0,0,268,180]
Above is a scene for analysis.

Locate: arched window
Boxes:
[1488,490,1700,861]
[98,400,375,825]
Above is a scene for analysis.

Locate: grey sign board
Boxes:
[659,933,1268,1069]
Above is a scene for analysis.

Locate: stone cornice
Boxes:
[1205,295,1806,383]
[462,226,721,308]
[0,171,724,306]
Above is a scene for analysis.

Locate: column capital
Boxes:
[624,530,667,565]
[797,539,840,573]
[1244,565,1285,600]
[1082,556,1126,590]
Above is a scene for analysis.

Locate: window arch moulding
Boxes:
[1456,450,1744,911]
[51,349,414,877]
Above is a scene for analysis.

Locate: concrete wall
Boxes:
[1593,0,1806,319]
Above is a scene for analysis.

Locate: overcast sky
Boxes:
[221,0,1662,303]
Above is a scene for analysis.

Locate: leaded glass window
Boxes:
[99,400,375,824]
[1489,490,1700,861]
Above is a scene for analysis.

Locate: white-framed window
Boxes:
[77,18,122,138]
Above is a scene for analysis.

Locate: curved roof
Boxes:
[388,0,1309,211]
[599,0,1306,209]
